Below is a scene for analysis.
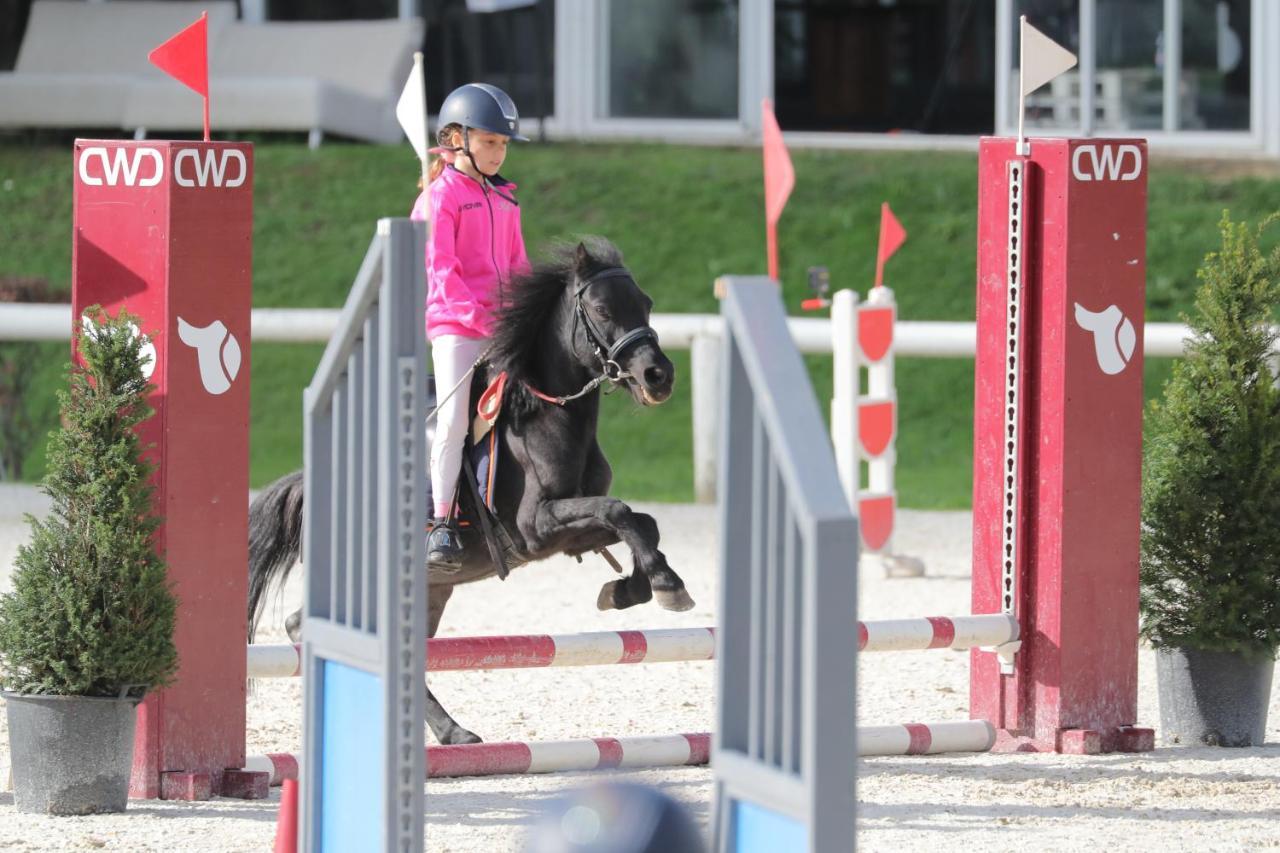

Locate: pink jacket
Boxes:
[411,166,530,341]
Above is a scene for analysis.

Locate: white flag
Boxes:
[396,52,429,161]
[1020,19,1077,96]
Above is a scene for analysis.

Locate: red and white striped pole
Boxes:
[246,616,1017,678]
[245,720,995,784]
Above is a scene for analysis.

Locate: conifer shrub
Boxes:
[0,308,177,696]
[1140,213,1280,658]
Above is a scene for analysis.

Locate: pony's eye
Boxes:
[592,306,611,322]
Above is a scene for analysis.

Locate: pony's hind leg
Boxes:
[425,583,482,745]
[282,578,480,742]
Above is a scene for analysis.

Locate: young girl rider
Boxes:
[411,83,530,567]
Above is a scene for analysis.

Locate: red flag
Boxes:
[149,12,210,139]
[875,202,907,288]
[761,99,794,281]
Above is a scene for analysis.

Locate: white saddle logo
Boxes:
[1074,303,1136,375]
[178,318,241,395]
[80,315,156,380]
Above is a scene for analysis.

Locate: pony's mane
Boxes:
[488,237,624,380]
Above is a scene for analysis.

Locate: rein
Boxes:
[524,266,659,407]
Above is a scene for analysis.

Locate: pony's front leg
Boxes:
[524,496,695,613]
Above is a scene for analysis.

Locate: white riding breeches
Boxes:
[430,334,487,519]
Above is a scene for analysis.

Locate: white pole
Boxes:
[0,305,1251,358]
[865,286,896,499]
[691,332,722,503]
[413,52,431,191]
[857,720,996,756]
[831,289,860,512]
[1018,15,1027,154]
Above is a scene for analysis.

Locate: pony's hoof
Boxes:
[285,610,303,643]
[654,587,695,612]
[442,727,483,746]
[597,579,624,611]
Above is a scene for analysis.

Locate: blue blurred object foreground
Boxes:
[524,781,706,853]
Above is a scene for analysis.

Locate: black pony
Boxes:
[246,238,694,744]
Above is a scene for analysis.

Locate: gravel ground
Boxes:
[1,485,1277,852]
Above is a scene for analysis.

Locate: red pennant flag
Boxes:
[149,12,210,139]
[761,99,794,282]
[875,202,907,288]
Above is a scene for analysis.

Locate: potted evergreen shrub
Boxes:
[1140,213,1280,747]
[0,308,178,813]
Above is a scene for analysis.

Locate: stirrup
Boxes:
[428,521,464,566]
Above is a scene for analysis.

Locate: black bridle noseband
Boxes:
[572,266,659,383]
[525,266,660,407]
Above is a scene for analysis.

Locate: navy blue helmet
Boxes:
[438,83,529,142]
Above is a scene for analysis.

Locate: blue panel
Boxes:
[320,660,384,853]
[733,799,807,853]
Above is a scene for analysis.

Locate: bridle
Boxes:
[525,266,660,407]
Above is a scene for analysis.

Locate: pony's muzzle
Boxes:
[636,355,675,405]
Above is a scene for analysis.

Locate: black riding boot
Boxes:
[428,519,464,567]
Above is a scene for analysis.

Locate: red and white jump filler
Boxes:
[970,136,1153,754]
[831,203,904,555]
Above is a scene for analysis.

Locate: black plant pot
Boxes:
[4,692,140,814]
[1156,647,1275,747]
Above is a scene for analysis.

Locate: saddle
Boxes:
[427,370,623,580]
[424,370,511,578]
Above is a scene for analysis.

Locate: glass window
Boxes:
[606,0,739,120]
[776,0,996,134]
[425,0,556,123]
[1180,0,1250,130]
[268,0,398,19]
[1094,0,1164,131]
[1013,0,1080,130]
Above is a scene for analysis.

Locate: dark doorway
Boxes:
[263,0,556,126]
[423,0,554,126]
[774,0,995,134]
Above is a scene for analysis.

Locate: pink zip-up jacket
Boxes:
[410,165,530,341]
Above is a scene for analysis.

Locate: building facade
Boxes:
[546,0,1279,156]
[6,0,1276,155]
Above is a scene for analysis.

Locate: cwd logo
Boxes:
[1071,144,1143,182]
[77,146,164,187]
[175,149,247,188]
[77,146,247,188]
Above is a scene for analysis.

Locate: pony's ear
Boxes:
[574,242,593,270]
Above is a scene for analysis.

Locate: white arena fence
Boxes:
[4,302,1271,503]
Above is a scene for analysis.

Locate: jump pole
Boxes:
[970,137,1154,754]
[246,615,1019,678]
[246,720,996,784]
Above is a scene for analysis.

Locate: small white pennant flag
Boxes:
[1020,18,1077,96]
[396,52,429,162]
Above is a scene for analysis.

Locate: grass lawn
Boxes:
[1,139,1276,506]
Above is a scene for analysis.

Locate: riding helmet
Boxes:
[437,83,529,141]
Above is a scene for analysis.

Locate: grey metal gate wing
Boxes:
[300,218,429,853]
[713,277,859,852]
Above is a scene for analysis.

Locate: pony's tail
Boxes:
[247,469,305,643]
